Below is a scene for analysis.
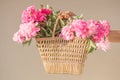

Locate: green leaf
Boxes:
[22,39,32,46]
[40,4,44,8]
[78,14,84,19]
[48,27,53,34]
[88,39,97,53]
[60,19,65,26]
[41,27,51,37]
[72,14,84,20]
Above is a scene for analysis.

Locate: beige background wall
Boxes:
[0,0,120,80]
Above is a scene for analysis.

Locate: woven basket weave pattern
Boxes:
[36,37,89,74]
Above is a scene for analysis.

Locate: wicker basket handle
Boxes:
[52,11,76,38]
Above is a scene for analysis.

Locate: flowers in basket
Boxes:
[13,5,110,53]
[13,5,111,74]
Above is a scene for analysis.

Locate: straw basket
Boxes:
[36,11,90,74]
[36,37,89,74]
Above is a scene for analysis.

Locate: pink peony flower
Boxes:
[60,25,74,40]
[99,20,110,36]
[35,11,47,22]
[40,8,52,15]
[96,38,110,52]
[22,5,47,23]
[92,20,110,42]
[13,31,25,43]
[71,20,89,38]
[13,22,40,43]
[87,20,97,36]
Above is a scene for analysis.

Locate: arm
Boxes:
[108,30,120,42]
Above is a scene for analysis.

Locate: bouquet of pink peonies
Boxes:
[13,5,111,74]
